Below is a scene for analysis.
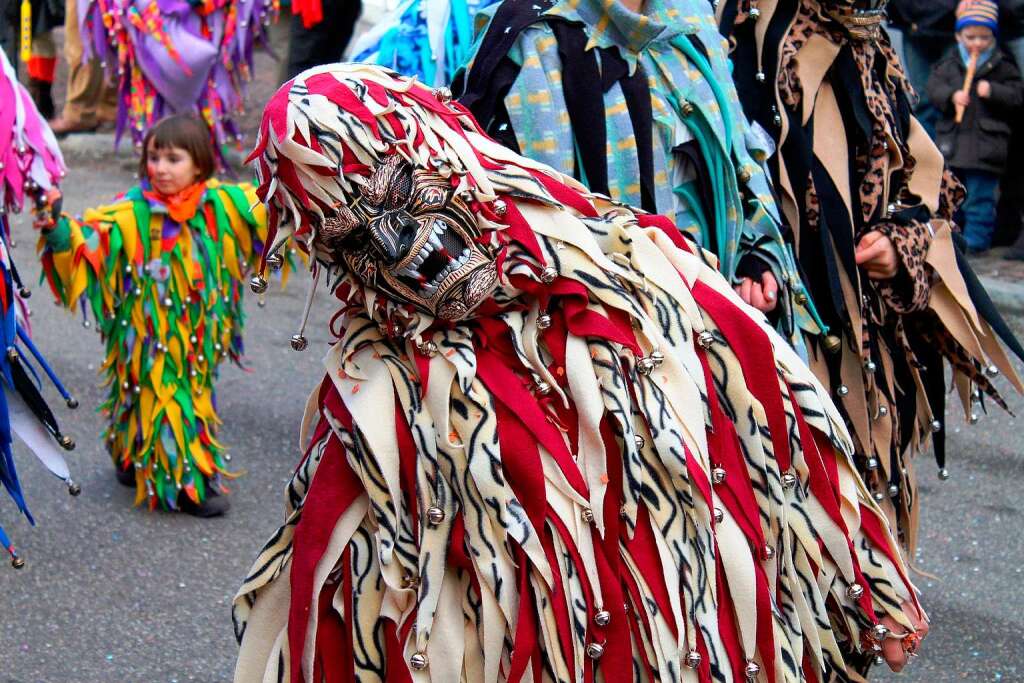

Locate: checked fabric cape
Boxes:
[233,63,921,682]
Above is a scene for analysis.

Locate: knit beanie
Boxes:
[956,0,999,35]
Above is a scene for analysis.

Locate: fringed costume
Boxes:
[454,0,825,354]
[37,179,282,511]
[0,48,79,568]
[349,0,499,87]
[716,0,1024,552]
[77,0,278,164]
[233,63,925,682]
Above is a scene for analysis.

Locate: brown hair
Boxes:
[139,114,216,183]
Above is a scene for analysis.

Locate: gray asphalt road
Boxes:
[2,54,1023,683]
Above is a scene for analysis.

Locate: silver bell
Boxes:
[249,275,268,294]
[418,340,438,357]
[873,490,884,502]
[745,661,761,679]
[66,479,81,496]
[266,252,284,270]
[711,467,726,485]
[290,334,308,351]
[492,199,508,217]
[535,380,552,396]
[878,405,889,417]
[846,584,864,600]
[836,385,850,397]
[409,652,429,670]
[872,624,889,641]
[713,507,724,524]
[755,71,766,83]
[763,545,775,560]
[433,86,453,103]
[685,651,702,669]
[866,457,879,470]
[938,467,950,481]
[582,508,595,524]
[539,267,558,284]
[649,350,665,367]
[634,434,645,450]
[427,506,445,526]
[985,364,999,378]
[594,609,611,627]
[781,472,797,489]
[698,331,714,348]
[749,6,761,18]
[585,642,605,659]
[969,412,979,424]
[536,314,552,330]
[66,397,79,409]
[887,484,900,498]
[931,419,942,433]
[636,357,656,376]
[865,360,877,373]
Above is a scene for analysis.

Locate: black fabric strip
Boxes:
[810,157,859,317]
[618,59,657,212]
[551,21,610,195]
[10,358,58,435]
[952,233,1024,361]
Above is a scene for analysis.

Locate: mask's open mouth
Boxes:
[391,217,471,298]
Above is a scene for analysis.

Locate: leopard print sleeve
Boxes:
[874,220,932,313]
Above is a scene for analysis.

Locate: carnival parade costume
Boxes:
[716,0,1024,552]
[37,179,280,510]
[0,48,80,568]
[233,63,925,682]
[77,0,277,163]
[349,0,499,87]
[454,0,824,354]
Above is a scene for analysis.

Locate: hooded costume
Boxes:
[76,0,277,164]
[453,0,825,355]
[715,0,1024,552]
[37,178,290,510]
[0,47,79,568]
[233,63,923,682]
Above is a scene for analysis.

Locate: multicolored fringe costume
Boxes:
[77,0,278,164]
[0,47,79,569]
[349,0,499,87]
[454,0,824,354]
[234,63,923,682]
[38,179,279,510]
[716,0,1024,552]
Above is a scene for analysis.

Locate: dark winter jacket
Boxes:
[1003,0,1024,42]
[887,0,957,40]
[928,50,1024,175]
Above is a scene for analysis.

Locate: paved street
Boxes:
[1,29,1023,683]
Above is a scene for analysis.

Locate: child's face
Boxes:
[958,25,995,54]
[146,141,201,196]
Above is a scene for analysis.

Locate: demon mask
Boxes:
[313,155,499,321]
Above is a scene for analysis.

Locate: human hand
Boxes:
[977,80,992,98]
[733,271,779,312]
[877,600,929,672]
[855,231,899,279]
[953,89,971,108]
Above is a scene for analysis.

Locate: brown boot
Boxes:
[47,116,100,138]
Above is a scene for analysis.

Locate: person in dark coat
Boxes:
[928,0,1024,253]
[889,0,959,136]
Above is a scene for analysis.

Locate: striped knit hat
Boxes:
[956,0,999,35]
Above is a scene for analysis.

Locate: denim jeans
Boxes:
[957,170,1001,251]
[902,37,954,139]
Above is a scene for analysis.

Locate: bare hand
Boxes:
[953,89,971,108]
[977,80,992,98]
[855,231,899,280]
[733,271,779,313]
[878,600,929,672]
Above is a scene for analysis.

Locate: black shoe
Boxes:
[27,79,55,120]
[115,466,136,487]
[177,490,230,518]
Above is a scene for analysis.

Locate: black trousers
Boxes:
[283,0,363,81]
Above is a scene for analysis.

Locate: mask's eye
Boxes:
[316,205,366,253]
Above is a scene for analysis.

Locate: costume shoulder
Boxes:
[454,0,561,130]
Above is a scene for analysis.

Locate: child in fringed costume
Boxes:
[350,0,500,87]
[715,0,1024,555]
[36,114,287,517]
[76,0,278,166]
[233,63,930,682]
[453,0,824,357]
[0,47,81,568]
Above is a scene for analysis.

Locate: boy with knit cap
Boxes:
[928,0,1023,253]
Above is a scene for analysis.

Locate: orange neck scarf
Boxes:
[144,181,207,223]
